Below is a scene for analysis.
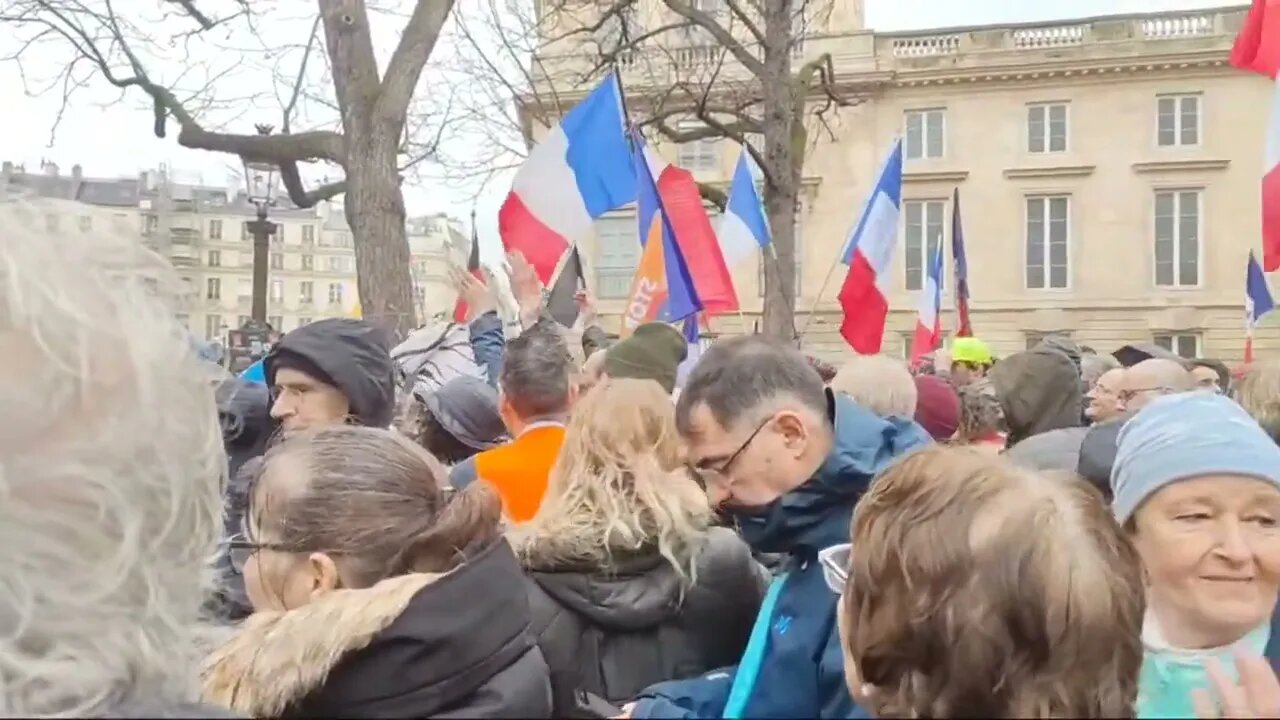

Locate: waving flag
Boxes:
[1247,250,1275,362]
[621,131,702,337]
[718,148,772,269]
[1231,0,1280,271]
[838,138,904,354]
[910,241,944,364]
[499,72,634,285]
[452,223,483,323]
[951,188,972,337]
[675,314,704,389]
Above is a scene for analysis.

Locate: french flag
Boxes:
[717,147,772,269]
[498,72,634,285]
[910,242,944,364]
[838,138,904,354]
[1231,0,1280,271]
[1246,250,1275,362]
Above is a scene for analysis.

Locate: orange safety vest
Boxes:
[473,425,565,523]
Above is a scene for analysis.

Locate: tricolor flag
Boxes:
[452,222,483,323]
[910,241,944,364]
[675,314,703,389]
[498,72,634,285]
[838,138,904,354]
[621,131,702,337]
[951,188,973,337]
[717,148,772,269]
[1246,250,1275,362]
[1230,0,1280,271]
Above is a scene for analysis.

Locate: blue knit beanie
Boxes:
[1111,392,1280,523]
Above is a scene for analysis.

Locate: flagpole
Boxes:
[798,246,847,340]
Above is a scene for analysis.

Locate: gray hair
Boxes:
[675,335,827,435]
[1080,353,1121,392]
[830,355,918,419]
[499,318,573,419]
[0,196,226,715]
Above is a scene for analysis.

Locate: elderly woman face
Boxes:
[1131,474,1280,647]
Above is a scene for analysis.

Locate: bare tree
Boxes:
[0,0,462,338]
[452,0,863,339]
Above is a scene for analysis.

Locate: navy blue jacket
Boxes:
[630,393,931,719]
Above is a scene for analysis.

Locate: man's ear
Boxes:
[773,411,809,456]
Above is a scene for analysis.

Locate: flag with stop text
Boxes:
[620,130,702,337]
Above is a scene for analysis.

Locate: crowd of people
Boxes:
[8,195,1280,719]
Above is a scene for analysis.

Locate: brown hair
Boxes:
[1234,359,1280,445]
[843,446,1144,719]
[248,425,502,587]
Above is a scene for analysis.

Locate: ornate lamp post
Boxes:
[227,138,281,373]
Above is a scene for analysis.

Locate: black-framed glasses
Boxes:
[227,533,294,575]
[1119,386,1174,402]
[690,417,771,486]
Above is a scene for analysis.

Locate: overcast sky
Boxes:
[0,0,1231,254]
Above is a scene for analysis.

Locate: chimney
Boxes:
[72,164,82,180]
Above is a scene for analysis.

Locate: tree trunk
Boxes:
[344,123,418,340]
[759,0,798,341]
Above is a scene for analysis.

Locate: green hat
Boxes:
[950,337,994,366]
[604,322,688,394]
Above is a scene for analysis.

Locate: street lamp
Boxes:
[226,145,281,373]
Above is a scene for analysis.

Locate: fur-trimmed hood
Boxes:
[202,539,551,718]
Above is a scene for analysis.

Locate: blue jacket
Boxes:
[469,311,506,388]
[631,393,931,719]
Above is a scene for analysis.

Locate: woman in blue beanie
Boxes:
[1111,392,1280,718]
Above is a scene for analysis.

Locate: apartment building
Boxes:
[527,2,1276,362]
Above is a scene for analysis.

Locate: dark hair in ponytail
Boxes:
[249,425,503,588]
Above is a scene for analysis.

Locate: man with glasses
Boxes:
[622,336,931,720]
[1118,358,1195,412]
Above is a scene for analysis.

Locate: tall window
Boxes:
[904,109,945,160]
[1154,333,1201,359]
[903,200,945,291]
[1154,189,1201,287]
[205,314,222,341]
[299,281,314,304]
[206,278,221,300]
[270,253,284,270]
[1028,103,1068,153]
[1158,94,1200,147]
[270,279,284,303]
[209,219,223,240]
[302,255,314,271]
[1025,196,1070,289]
[207,250,221,267]
[676,121,719,171]
[596,214,639,299]
[302,225,316,244]
[328,282,343,305]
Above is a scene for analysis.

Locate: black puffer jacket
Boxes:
[524,527,766,713]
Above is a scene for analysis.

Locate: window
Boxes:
[328,283,344,305]
[904,109,945,160]
[270,279,284,303]
[270,253,284,270]
[1155,189,1201,287]
[327,256,350,272]
[1025,196,1070,289]
[206,278,221,300]
[143,214,158,234]
[1158,94,1200,147]
[903,200,946,291]
[268,315,283,331]
[333,232,352,248]
[1154,333,1201,359]
[676,121,719,172]
[209,219,223,240]
[297,317,312,328]
[596,214,640,299]
[1025,331,1073,351]
[758,205,804,297]
[302,225,316,245]
[299,281,314,304]
[207,250,221,267]
[1028,103,1068,153]
[241,222,250,242]
[78,215,92,232]
[301,255,314,271]
[205,314,223,341]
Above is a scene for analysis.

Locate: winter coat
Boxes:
[201,539,552,719]
[1077,413,1131,497]
[630,392,932,719]
[525,527,767,713]
[1002,426,1089,473]
[266,318,397,428]
[989,346,1083,447]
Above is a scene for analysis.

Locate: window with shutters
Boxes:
[299,281,314,304]
[205,314,223,341]
[270,253,284,270]
[270,279,284,303]
[1028,103,1068,153]
[1157,94,1200,147]
[1154,189,1201,287]
[596,213,639,299]
[904,200,946,291]
[206,278,221,300]
[904,109,945,160]
[1025,196,1070,290]
[1154,333,1201,359]
[328,283,343,305]
[676,121,719,172]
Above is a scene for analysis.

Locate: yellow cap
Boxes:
[950,337,993,365]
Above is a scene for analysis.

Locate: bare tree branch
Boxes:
[660,0,765,77]
[376,0,454,125]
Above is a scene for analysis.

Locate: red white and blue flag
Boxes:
[1246,250,1275,362]
[1230,0,1280,271]
[838,138,903,354]
[951,188,973,337]
[910,241,944,364]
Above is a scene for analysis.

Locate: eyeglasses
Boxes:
[226,532,293,575]
[690,417,771,486]
[819,543,852,594]
[1119,386,1174,402]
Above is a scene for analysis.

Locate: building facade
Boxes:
[2,161,462,342]
[528,2,1275,362]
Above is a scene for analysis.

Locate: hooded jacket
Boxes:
[265,319,397,428]
[630,392,932,719]
[524,527,766,714]
[1002,426,1089,474]
[989,346,1083,447]
[201,539,552,719]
